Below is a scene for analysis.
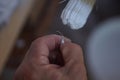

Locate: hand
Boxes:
[14,35,87,80]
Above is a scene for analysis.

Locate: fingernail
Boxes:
[61,36,71,45]
[55,31,71,44]
[64,37,71,42]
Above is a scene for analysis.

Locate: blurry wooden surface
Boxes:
[5,0,60,69]
[0,0,35,75]
[35,0,59,37]
[0,0,59,79]
[29,0,47,25]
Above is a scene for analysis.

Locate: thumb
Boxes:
[60,41,84,65]
[60,41,87,80]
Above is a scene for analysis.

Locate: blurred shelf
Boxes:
[0,0,35,75]
[0,0,59,79]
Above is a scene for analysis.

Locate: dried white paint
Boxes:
[61,0,95,30]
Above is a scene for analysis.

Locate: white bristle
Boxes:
[61,0,95,30]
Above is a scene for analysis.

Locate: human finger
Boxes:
[26,34,62,65]
[60,41,84,64]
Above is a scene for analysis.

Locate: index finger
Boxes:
[27,35,62,65]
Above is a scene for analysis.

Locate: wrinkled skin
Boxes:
[14,35,87,80]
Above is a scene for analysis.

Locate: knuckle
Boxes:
[50,34,59,37]
[31,34,60,46]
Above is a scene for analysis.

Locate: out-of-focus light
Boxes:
[86,17,120,80]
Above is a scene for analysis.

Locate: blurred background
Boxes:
[0,0,120,80]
